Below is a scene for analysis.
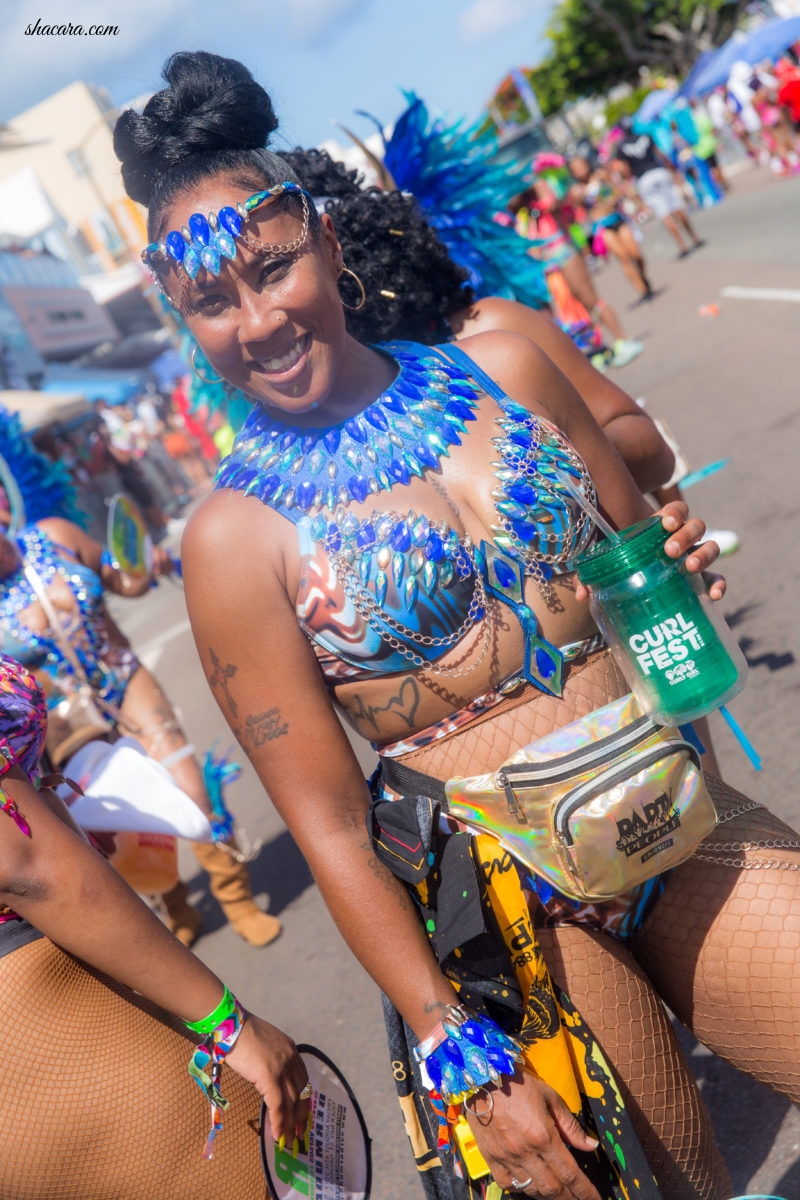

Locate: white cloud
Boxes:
[459,0,544,44]
[285,0,373,45]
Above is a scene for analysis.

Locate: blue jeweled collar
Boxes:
[215,342,481,521]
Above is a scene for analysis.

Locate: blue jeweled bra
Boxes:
[0,528,110,696]
[216,341,596,696]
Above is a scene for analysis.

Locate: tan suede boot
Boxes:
[161,879,204,947]
[191,840,281,948]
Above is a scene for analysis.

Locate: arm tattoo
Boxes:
[423,999,454,1017]
[208,647,238,718]
[349,677,420,733]
[360,838,404,897]
[238,706,289,748]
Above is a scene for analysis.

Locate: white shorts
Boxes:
[637,168,685,221]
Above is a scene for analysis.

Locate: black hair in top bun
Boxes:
[114,51,302,239]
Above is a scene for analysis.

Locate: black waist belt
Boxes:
[0,916,43,960]
[380,756,448,807]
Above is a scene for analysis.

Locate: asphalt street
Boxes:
[109,165,800,1199]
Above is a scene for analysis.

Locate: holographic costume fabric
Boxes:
[217,341,663,944]
[219,341,596,696]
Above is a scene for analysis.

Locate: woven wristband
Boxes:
[184,985,237,1037]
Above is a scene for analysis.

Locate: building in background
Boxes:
[0,81,165,341]
[0,80,145,273]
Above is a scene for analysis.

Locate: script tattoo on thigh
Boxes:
[208,647,238,718]
[239,707,289,748]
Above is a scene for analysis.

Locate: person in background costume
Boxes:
[117,51,800,1200]
[567,158,654,302]
[0,653,309,1199]
[0,408,280,949]
[613,119,704,259]
[373,101,642,371]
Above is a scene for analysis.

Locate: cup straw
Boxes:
[552,467,620,543]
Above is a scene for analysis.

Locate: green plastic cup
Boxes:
[575,517,747,724]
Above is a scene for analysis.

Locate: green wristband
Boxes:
[184,985,236,1037]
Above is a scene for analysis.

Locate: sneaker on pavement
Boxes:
[610,338,644,368]
[705,528,740,557]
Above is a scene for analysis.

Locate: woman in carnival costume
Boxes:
[567,157,654,303]
[0,407,281,948]
[118,50,800,1199]
[343,95,611,370]
[507,154,644,368]
[0,653,310,1198]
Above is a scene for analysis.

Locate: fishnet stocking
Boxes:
[633,774,800,1102]
[0,939,268,1200]
[537,925,731,1200]
[405,649,628,780]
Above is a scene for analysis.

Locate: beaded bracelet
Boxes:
[185,986,247,1158]
[0,739,16,777]
[0,741,31,838]
[0,784,30,837]
[413,1005,523,1104]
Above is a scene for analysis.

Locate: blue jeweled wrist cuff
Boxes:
[414,1006,523,1103]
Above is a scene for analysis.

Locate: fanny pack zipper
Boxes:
[555,740,701,845]
[497,714,657,821]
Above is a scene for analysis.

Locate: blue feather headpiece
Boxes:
[377,94,550,311]
[0,405,83,531]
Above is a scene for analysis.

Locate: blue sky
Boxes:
[3,0,555,148]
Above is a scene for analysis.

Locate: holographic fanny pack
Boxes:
[445,694,717,902]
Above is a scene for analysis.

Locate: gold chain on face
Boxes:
[239,191,311,258]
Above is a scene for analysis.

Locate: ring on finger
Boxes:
[510,1178,533,1192]
[298,1081,313,1100]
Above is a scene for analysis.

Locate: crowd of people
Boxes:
[0,40,795,1200]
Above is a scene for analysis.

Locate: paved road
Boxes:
[109,165,799,1199]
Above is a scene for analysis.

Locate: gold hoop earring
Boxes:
[339,266,366,312]
[191,345,223,384]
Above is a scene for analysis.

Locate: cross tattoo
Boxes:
[208,647,238,718]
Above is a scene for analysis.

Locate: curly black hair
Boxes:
[283,147,474,345]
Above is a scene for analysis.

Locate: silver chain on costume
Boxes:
[694,798,800,870]
[330,545,495,678]
[491,419,595,608]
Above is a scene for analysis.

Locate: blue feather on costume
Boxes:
[202,745,240,843]
[0,405,84,528]
[381,95,550,312]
